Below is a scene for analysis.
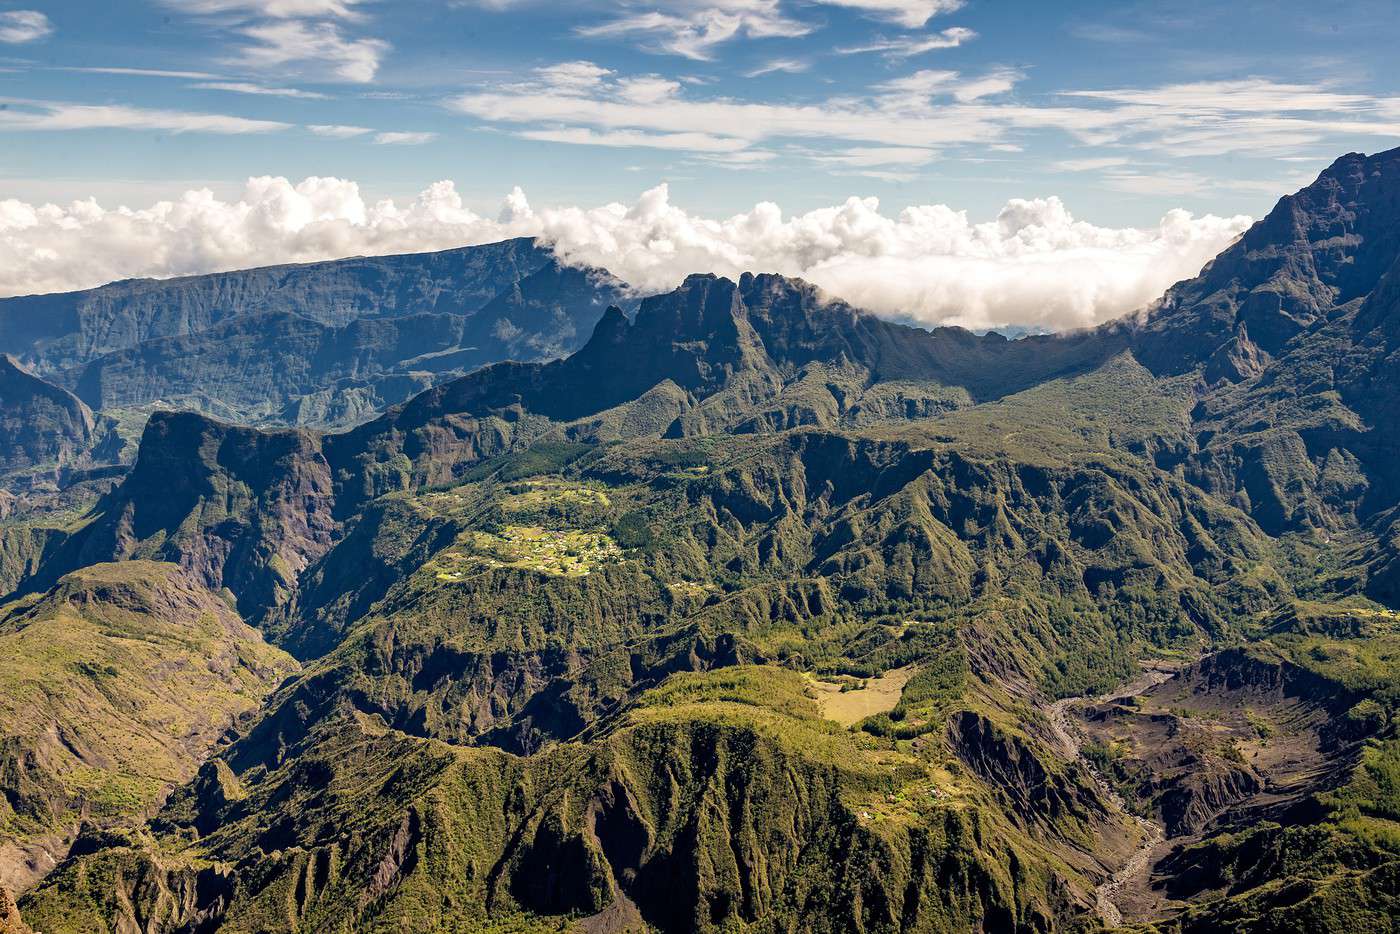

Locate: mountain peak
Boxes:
[1131,144,1400,374]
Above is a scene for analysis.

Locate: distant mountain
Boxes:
[8,149,1400,934]
[0,355,109,478]
[0,240,632,429]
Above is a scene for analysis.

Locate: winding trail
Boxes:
[1046,666,1175,929]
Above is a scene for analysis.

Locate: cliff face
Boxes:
[0,241,631,429]
[31,412,338,621]
[0,238,553,371]
[1133,148,1400,373]
[0,355,96,476]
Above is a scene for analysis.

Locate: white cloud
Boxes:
[0,176,1251,333]
[308,123,372,137]
[815,146,937,167]
[745,59,809,77]
[452,68,1400,165]
[0,100,292,134]
[1060,79,1400,156]
[191,81,329,99]
[0,10,52,43]
[373,131,437,145]
[577,1,810,61]
[815,0,965,29]
[62,66,222,79]
[536,61,613,93]
[237,19,388,82]
[617,75,683,104]
[450,66,1023,159]
[837,26,976,59]
[520,127,747,152]
[167,0,365,18]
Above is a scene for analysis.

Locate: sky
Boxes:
[1,0,1398,330]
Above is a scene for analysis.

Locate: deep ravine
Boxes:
[1046,664,1178,929]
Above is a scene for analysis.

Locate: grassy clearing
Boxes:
[434,525,622,580]
[501,479,610,513]
[808,665,917,727]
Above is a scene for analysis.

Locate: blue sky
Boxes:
[0,1,1398,329]
[3,0,1399,220]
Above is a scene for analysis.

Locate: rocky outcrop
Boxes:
[26,412,337,621]
[0,886,30,934]
[0,354,97,476]
[1132,148,1400,374]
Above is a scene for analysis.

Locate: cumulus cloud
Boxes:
[0,10,52,43]
[0,177,1250,332]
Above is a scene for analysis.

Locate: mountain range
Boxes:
[1,148,1399,933]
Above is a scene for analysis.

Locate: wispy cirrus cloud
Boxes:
[373,130,437,145]
[308,123,372,137]
[166,0,366,18]
[521,126,750,153]
[191,81,329,99]
[0,99,292,134]
[164,0,387,83]
[815,0,965,29]
[1062,79,1400,156]
[0,10,52,43]
[745,58,809,77]
[454,64,1400,172]
[577,1,811,61]
[236,19,387,82]
[837,26,976,59]
[451,63,1023,160]
[61,66,222,79]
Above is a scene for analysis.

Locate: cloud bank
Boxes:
[0,177,1251,332]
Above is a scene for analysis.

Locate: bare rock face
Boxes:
[27,412,338,623]
[1132,147,1400,374]
[0,884,33,934]
[0,240,632,428]
[0,354,95,476]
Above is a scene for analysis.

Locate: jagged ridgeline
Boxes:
[0,238,632,435]
[2,148,1400,933]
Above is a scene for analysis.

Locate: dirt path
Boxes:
[1047,666,1176,929]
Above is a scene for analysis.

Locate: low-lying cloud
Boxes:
[0,176,1252,332]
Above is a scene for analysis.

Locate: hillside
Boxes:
[0,562,295,895]
[2,149,1400,933]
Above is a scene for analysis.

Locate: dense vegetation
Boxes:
[2,148,1400,932]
